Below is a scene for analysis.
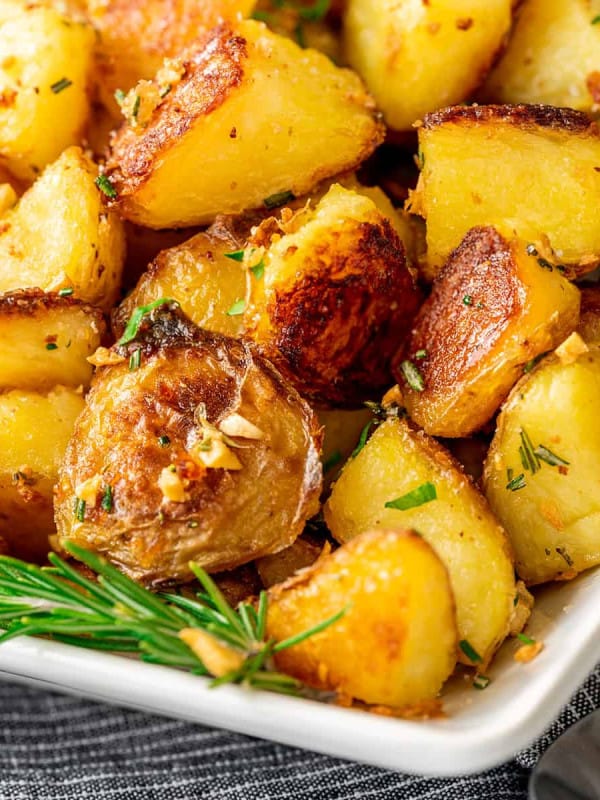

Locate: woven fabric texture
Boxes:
[2,667,600,800]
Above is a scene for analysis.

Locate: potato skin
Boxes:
[395,226,580,437]
[55,306,322,586]
[107,21,384,228]
[324,417,516,663]
[267,530,457,708]
[484,344,600,585]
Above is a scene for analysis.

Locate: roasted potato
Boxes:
[0,147,125,310]
[481,0,600,113]
[343,0,513,132]
[318,406,373,484]
[0,289,105,391]
[55,304,322,586]
[577,287,600,344]
[484,339,600,585]
[246,184,420,406]
[106,21,384,228]
[411,105,600,278]
[0,386,85,561]
[325,417,516,664]
[395,226,580,437]
[267,529,457,707]
[0,1,95,182]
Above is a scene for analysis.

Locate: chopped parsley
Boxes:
[224,249,245,262]
[119,298,178,344]
[95,174,118,200]
[50,77,72,94]
[462,295,473,306]
[384,482,437,511]
[399,360,425,392]
[100,485,113,513]
[226,299,246,316]
[250,260,265,280]
[45,342,58,351]
[459,639,482,663]
[264,190,295,209]
[415,349,427,360]
[58,287,74,297]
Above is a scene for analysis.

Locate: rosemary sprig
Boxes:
[0,543,344,695]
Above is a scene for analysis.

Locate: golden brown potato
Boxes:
[0,386,85,562]
[480,0,600,113]
[484,340,600,585]
[0,1,95,182]
[246,184,420,406]
[411,105,600,279]
[113,220,247,340]
[255,534,323,588]
[324,417,516,664]
[55,303,322,587]
[267,529,457,707]
[122,222,202,289]
[0,147,126,310]
[577,287,600,344]
[318,406,373,484]
[395,226,580,437]
[343,0,513,131]
[0,289,105,391]
[106,21,384,228]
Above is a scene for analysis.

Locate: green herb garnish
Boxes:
[264,190,295,210]
[399,360,425,392]
[74,498,86,522]
[95,174,118,200]
[298,0,330,21]
[351,420,374,459]
[517,632,535,645]
[114,89,126,106]
[118,298,178,345]
[58,287,74,297]
[226,299,246,316]
[459,639,482,663]
[534,445,569,468]
[131,93,141,120]
[506,473,526,491]
[384,482,437,511]
[129,348,142,371]
[519,428,540,474]
[473,674,490,690]
[592,14,600,24]
[50,77,72,94]
[523,351,549,373]
[323,450,342,472]
[100,485,113,513]
[462,295,473,306]
[250,260,265,280]
[415,349,427,360]
[45,342,58,351]
[158,435,170,447]
[225,249,245,262]
[556,547,574,567]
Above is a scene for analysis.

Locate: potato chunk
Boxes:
[106,21,383,228]
[325,417,515,663]
[481,0,600,113]
[484,343,600,585]
[267,530,457,707]
[412,105,600,278]
[396,226,580,437]
[0,289,105,391]
[246,184,420,406]
[55,304,322,587]
[0,147,126,310]
[0,386,85,561]
[343,0,512,131]
[0,2,95,182]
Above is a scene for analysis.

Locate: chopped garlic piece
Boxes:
[191,439,242,471]
[87,347,127,367]
[555,332,588,365]
[75,474,102,508]
[219,413,264,441]
[158,466,187,503]
[514,641,544,663]
[179,628,244,677]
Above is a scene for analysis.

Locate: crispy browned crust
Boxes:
[259,219,420,407]
[394,226,520,398]
[422,103,596,134]
[0,288,106,326]
[107,24,247,197]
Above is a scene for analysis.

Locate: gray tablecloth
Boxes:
[2,666,600,799]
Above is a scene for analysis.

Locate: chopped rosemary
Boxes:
[118,298,178,345]
[226,299,246,316]
[323,450,342,472]
[45,342,58,351]
[0,543,345,696]
[399,360,425,392]
[459,639,482,663]
[517,632,535,645]
[523,351,549,373]
[473,674,490,690]
[384,482,437,511]
[50,77,72,94]
[159,84,172,99]
[519,428,540,474]
[351,420,374,459]
[264,190,295,209]
[158,435,171,447]
[534,445,569,468]
[506,473,526,491]
[131,93,141,120]
[95,174,118,200]
[537,257,553,271]
[129,348,142,371]
[100,485,113,513]
[74,498,86,522]
[58,287,74,297]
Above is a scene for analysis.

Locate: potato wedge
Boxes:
[395,226,580,437]
[55,304,322,586]
[0,147,125,310]
[0,386,85,562]
[484,342,600,585]
[324,417,515,663]
[0,1,95,182]
[246,184,420,406]
[343,0,512,131]
[106,21,383,228]
[267,529,457,707]
[481,0,600,113]
[411,105,600,278]
[0,289,105,391]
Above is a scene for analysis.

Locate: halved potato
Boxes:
[55,304,322,587]
[396,226,580,437]
[0,1,95,182]
[343,0,512,131]
[246,184,420,406]
[481,0,600,113]
[484,342,600,585]
[324,417,516,664]
[267,529,457,707]
[0,386,85,562]
[0,289,105,391]
[0,147,126,310]
[411,104,600,278]
[106,20,384,228]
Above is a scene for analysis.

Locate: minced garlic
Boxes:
[219,413,264,441]
[158,466,187,503]
[87,347,127,367]
[190,439,242,471]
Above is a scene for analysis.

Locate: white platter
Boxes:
[1,566,599,777]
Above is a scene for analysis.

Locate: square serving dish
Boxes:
[1,565,599,777]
